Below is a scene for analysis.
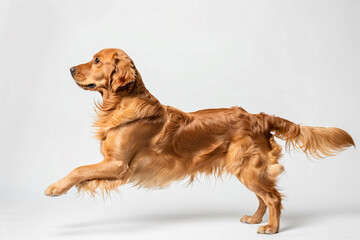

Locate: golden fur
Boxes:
[45,48,355,234]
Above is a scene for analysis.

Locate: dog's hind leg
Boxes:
[240,194,267,224]
[237,154,284,234]
[255,188,282,234]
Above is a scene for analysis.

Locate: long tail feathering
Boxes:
[258,114,354,159]
[287,126,355,159]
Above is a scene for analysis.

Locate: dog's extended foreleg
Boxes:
[45,161,125,196]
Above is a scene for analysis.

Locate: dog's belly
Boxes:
[127,150,188,188]
[126,140,232,188]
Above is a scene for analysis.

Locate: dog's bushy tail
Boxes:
[257,113,355,158]
[287,125,355,158]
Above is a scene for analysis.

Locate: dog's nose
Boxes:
[70,67,76,75]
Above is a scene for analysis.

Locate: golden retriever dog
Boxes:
[45,48,354,234]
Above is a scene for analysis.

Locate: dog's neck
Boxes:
[93,77,165,140]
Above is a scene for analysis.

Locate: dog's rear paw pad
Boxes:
[257,225,279,234]
[240,215,262,224]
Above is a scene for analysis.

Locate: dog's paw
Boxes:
[45,182,68,197]
[240,215,262,224]
[257,224,279,234]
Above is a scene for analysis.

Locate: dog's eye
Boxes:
[94,57,100,64]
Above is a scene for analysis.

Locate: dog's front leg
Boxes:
[45,160,125,196]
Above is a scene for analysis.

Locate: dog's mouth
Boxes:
[76,82,96,89]
[86,84,96,88]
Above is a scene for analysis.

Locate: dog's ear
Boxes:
[110,55,136,92]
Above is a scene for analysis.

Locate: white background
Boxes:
[0,0,359,239]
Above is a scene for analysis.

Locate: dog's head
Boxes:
[70,48,138,93]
